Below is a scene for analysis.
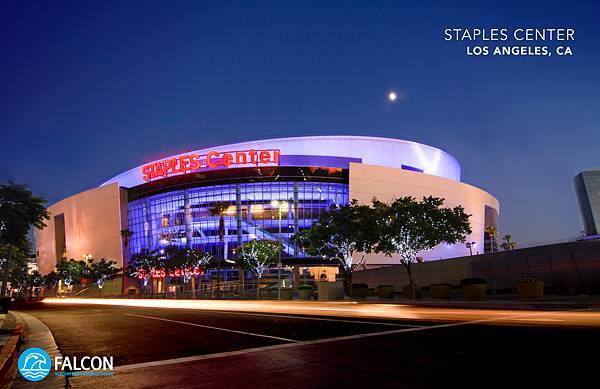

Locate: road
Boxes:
[14,299,600,388]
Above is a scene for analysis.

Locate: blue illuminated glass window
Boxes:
[401,164,423,173]
[127,181,349,259]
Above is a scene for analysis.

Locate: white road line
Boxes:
[125,313,299,343]
[116,309,591,372]
[114,342,309,372]
[193,310,423,327]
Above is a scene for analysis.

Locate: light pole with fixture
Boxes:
[271,200,288,300]
[466,242,476,256]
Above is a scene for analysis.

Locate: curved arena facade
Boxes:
[35,136,499,289]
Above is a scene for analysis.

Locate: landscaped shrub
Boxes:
[297,284,313,290]
[351,283,368,289]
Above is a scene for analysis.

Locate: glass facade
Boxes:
[574,170,600,236]
[127,181,349,259]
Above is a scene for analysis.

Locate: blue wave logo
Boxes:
[18,347,51,382]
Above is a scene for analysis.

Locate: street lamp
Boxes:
[465,242,476,256]
[271,200,288,300]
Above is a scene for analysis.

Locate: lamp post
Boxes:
[271,200,288,300]
[466,242,476,256]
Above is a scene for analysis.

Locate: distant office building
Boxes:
[574,170,600,236]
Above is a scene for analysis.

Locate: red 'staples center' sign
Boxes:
[141,149,280,182]
[138,267,204,279]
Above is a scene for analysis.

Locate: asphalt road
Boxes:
[15,302,600,388]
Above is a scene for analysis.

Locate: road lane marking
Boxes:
[115,309,594,372]
[114,342,308,372]
[190,310,424,327]
[125,313,299,343]
[113,320,487,372]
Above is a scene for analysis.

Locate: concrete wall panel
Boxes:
[349,163,499,265]
[35,183,125,275]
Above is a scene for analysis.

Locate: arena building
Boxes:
[35,136,499,293]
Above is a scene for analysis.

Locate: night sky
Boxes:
[1,1,599,247]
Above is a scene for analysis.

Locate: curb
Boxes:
[9,311,64,389]
[0,325,23,388]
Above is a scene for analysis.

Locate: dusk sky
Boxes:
[1,1,599,247]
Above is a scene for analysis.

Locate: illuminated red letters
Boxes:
[142,149,280,182]
[137,267,204,279]
[142,154,201,181]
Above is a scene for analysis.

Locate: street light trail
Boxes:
[43,298,600,327]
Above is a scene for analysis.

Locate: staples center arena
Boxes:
[35,136,499,294]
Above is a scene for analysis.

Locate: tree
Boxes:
[210,202,230,297]
[119,229,134,296]
[373,196,471,299]
[56,259,88,290]
[182,247,212,297]
[29,270,44,288]
[87,258,121,292]
[120,229,133,253]
[0,182,49,298]
[162,246,212,296]
[7,250,31,301]
[500,234,517,251]
[43,271,60,290]
[1,239,32,299]
[127,250,161,293]
[239,240,279,299]
[17,270,44,301]
[485,225,498,253]
[291,200,375,294]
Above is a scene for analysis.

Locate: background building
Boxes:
[35,136,499,292]
[574,170,600,237]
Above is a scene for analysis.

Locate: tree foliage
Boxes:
[29,270,44,288]
[0,241,30,274]
[485,225,498,253]
[43,271,60,289]
[1,240,32,293]
[127,251,161,286]
[373,196,471,295]
[55,258,120,290]
[87,258,121,289]
[0,182,49,243]
[56,259,88,286]
[240,240,279,279]
[291,200,374,286]
[162,246,212,283]
[500,234,517,251]
[0,182,49,297]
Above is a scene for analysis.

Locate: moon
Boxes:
[388,91,397,102]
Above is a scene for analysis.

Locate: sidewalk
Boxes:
[0,312,23,387]
[0,310,65,389]
[10,311,64,389]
